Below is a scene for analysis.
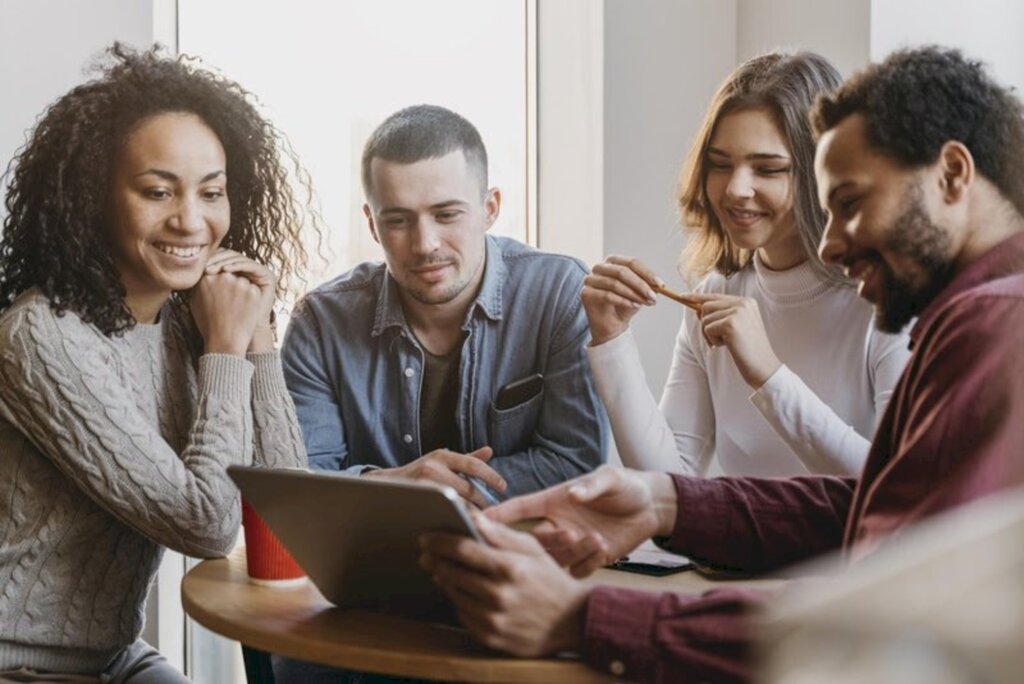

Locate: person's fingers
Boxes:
[196,271,262,302]
[590,265,656,303]
[475,514,545,555]
[569,544,613,578]
[448,597,505,652]
[531,520,578,547]
[485,487,561,524]
[702,318,733,341]
[689,295,733,315]
[604,255,664,288]
[420,532,510,579]
[419,460,486,504]
[426,555,506,604]
[582,287,643,313]
[698,308,734,326]
[544,528,607,573]
[466,446,494,462]
[566,465,622,504]
[213,260,274,283]
[443,452,507,492]
[427,565,500,634]
[203,249,245,271]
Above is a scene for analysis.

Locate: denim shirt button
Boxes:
[404,367,415,378]
[403,434,413,444]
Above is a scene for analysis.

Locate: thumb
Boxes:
[568,466,621,503]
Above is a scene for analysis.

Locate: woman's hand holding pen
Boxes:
[581,255,663,346]
[690,293,782,389]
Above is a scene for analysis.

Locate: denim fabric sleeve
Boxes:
[280,304,359,473]
[489,275,608,497]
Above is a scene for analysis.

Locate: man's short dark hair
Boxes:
[811,46,1024,215]
[361,104,488,197]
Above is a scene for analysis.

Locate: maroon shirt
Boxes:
[582,233,1024,683]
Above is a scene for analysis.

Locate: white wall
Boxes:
[737,0,870,77]
[871,0,1024,93]
[601,0,737,396]
[0,0,172,203]
[536,0,605,267]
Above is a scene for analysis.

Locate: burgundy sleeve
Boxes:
[582,585,769,683]
[664,473,856,573]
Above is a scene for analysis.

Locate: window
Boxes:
[179,0,533,289]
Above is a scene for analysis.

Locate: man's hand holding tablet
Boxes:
[418,466,681,657]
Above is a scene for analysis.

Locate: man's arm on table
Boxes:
[457,468,855,682]
[570,471,853,681]
[667,474,855,572]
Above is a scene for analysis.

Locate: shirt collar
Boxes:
[371,235,506,337]
[910,231,1024,346]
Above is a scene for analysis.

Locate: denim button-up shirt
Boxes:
[281,235,608,497]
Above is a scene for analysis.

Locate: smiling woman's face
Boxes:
[109,112,230,318]
[704,107,801,268]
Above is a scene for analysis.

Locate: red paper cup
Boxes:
[241,499,307,587]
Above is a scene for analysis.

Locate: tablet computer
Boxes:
[228,466,480,608]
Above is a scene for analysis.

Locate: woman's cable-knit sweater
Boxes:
[0,291,306,674]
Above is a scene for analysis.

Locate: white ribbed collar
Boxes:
[752,251,831,305]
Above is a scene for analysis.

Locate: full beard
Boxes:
[873,186,956,333]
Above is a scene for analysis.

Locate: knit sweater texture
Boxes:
[0,290,306,674]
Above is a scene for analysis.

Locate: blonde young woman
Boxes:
[582,52,910,477]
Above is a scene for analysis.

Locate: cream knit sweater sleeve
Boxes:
[248,350,307,469]
[0,298,252,558]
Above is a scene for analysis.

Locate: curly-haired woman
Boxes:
[0,44,320,682]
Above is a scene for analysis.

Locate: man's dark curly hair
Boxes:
[0,42,323,335]
[811,46,1024,216]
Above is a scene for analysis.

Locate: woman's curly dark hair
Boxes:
[0,42,324,335]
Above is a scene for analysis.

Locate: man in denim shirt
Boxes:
[281,105,607,508]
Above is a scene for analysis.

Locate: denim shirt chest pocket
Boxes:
[486,388,545,457]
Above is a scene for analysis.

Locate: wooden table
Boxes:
[182,547,782,682]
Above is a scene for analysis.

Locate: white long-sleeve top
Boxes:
[587,255,911,477]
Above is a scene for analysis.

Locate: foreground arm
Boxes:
[421,514,768,683]
[487,466,854,575]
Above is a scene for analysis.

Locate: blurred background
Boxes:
[2,1,1022,680]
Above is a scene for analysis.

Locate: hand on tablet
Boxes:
[364,446,506,509]
[419,514,589,657]
[485,466,678,577]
